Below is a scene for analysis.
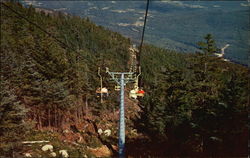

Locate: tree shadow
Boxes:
[125,137,170,158]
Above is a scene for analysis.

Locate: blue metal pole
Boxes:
[119,73,125,158]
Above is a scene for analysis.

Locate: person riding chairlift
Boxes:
[96,87,109,98]
[129,89,138,99]
[101,87,108,98]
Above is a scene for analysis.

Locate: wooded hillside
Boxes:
[0,2,248,157]
[136,44,248,156]
[1,2,131,156]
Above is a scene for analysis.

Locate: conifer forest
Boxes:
[0,2,249,158]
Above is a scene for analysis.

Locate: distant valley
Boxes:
[22,0,250,65]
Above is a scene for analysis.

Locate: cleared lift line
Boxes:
[105,68,137,157]
[97,0,150,157]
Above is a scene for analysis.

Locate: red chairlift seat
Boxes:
[137,89,145,97]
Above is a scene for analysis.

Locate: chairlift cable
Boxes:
[138,0,150,67]
[137,0,150,87]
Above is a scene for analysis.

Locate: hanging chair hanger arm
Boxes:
[98,67,102,79]
[137,66,141,80]
[97,67,103,103]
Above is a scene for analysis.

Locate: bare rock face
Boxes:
[104,129,112,136]
[41,144,53,152]
[23,153,32,157]
[59,150,69,158]
[98,129,103,135]
[49,152,57,157]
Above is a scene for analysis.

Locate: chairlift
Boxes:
[96,67,109,103]
[129,88,145,99]
[96,87,109,98]
[129,67,145,99]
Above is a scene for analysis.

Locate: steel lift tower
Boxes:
[106,67,137,158]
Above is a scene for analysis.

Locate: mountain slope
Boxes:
[0,2,248,157]
[1,2,132,157]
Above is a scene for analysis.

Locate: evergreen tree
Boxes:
[0,81,29,157]
[197,34,219,55]
[136,42,248,156]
